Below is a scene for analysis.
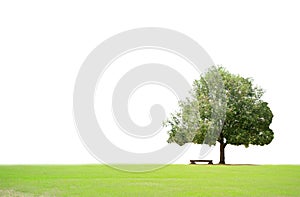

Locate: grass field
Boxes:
[0,165,299,196]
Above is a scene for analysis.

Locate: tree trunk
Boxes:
[219,142,226,164]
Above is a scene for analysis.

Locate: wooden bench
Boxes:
[190,160,213,164]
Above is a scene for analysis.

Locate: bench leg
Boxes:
[190,161,196,164]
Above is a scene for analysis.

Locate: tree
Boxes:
[164,67,274,164]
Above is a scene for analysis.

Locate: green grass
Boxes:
[0,165,299,196]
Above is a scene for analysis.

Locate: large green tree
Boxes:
[164,67,274,164]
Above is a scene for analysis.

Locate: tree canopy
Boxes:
[164,67,274,164]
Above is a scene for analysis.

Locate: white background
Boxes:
[0,0,300,164]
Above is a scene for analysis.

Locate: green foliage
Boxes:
[165,66,274,148]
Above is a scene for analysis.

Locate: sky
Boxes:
[0,1,300,165]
